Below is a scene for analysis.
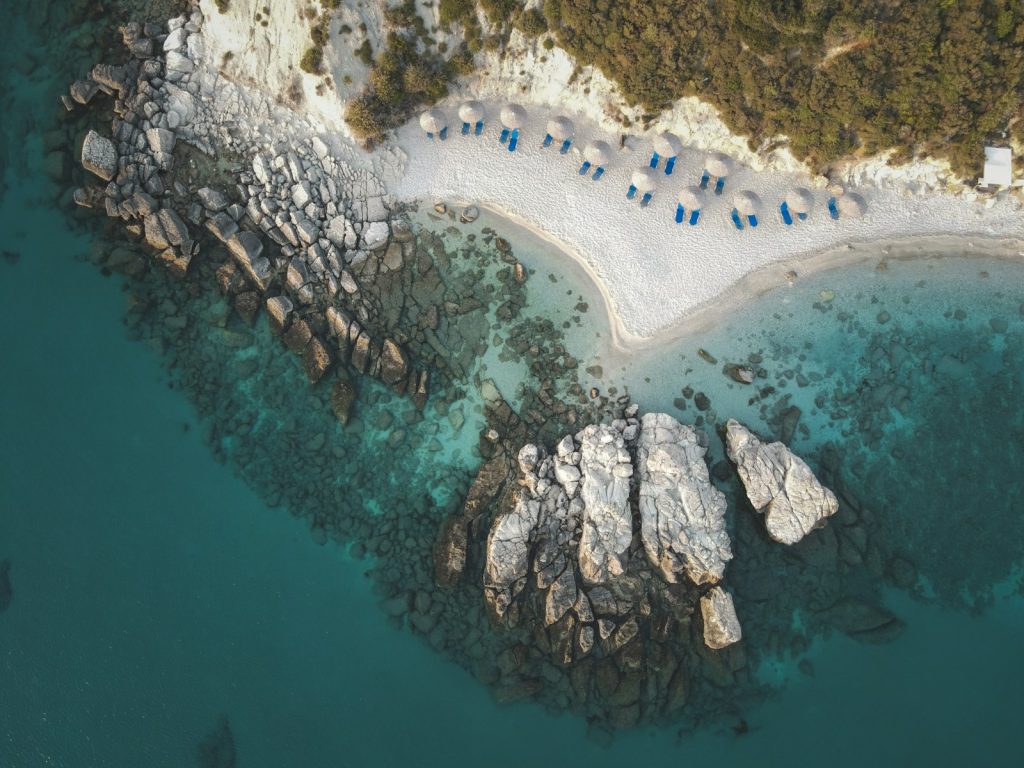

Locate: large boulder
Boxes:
[636,413,732,585]
[81,130,117,181]
[576,423,633,585]
[700,587,742,649]
[226,231,272,292]
[379,339,409,386]
[725,420,838,545]
[484,485,542,619]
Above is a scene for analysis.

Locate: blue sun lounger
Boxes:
[426,132,435,140]
[499,128,509,144]
[780,202,793,225]
[675,203,685,224]
[640,192,653,207]
[650,152,660,169]
[592,167,605,180]
[626,184,638,200]
[714,177,726,196]
[578,161,591,175]
[461,122,470,136]
[508,128,519,152]
[439,127,448,141]
[699,171,710,190]
[828,197,839,219]
[797,211,807,221]
[560,139,572,154]
[689,209,700,225]
[664,156,676,175]
[474,120,483,136]
[747,214,758,227]
[542,133,553,147]
[731,209,744,230]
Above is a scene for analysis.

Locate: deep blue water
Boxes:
[2,3,1024,766]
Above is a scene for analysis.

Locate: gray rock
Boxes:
[198,187,229,211]
[227,231,272,291]
[725,419,838,545]
[700,587,742,649]
[206,212,239,242]
[265,295,293,332]
[81,130,118,181]
[636,413,732,585]
[156,208,188,246]
[145,127,176,155]
[577,423,633,585]
[70,80,100,105]
[380,339,409,386]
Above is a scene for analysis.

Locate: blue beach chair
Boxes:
[714,177,726,196]
[748,214,758,227]
[828,197,839,219]
[474,120,484,136]
[426,132,435,140]
[439,127,448,141]
[542,133,554,148]
[699,171,710,190]
[798,211,807,221]
[626,184,638,200]
[731,209,744,230]
[664,156,676,175]
[780,202,793,225]
[578,161,591,175]
[592,167,605,180]
[508,128,519,152]
[461,122,470,136]
[650,152,660,169]
[640,192,653,207]
[499,128,510,145]
[689,209,700,225]
[560,139,572,154]
[675,204,685,224]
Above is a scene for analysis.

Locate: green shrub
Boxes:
[516,8,547,37]
[299,46,323,74]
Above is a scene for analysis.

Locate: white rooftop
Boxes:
[981,146,1013,187]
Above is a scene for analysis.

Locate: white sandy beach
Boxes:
[392,100,1024,344]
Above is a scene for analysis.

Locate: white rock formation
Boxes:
[81,130,117,180]
[725,419,838,545]
[636,413,732,585]
[700,587,742,649]
[576,423,634,585]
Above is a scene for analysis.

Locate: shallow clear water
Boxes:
[2,3,1024,766]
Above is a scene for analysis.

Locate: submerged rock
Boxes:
[700,587,741,649]
[636,413,732,585]
[330,375,357,425]
[725,419,838,545]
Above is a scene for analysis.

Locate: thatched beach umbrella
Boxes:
[733,190,762,216]
[785,187,815,215]
[419,108,446,135]
[705,151,734,178]
[547,116,575,141]
[678,185,707,210]
[653,132,683,158]
[584,140,612,166]
[836,191,867,218]
[632,167,658,193]
[500,103,526,129]
[458,100,484,124]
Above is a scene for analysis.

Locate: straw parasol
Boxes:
[632,167,658,193]
[584,140,612,166]
[653,132,683,158]
[836,191,867,218]
[678,185,707,210]
[500,103,526,129]
[785,187,815,215]
[458,100,484,124]
[547,116,575,141]
[419,108,446,134]
[733,190,762,216]
[705,151,734,177]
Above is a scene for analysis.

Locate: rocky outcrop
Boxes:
[725,420,838,545]
[636,413,732,585]
[577,423,634,585]
[80,130,117,180]
[700,587,742,649]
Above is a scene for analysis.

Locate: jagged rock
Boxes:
[379,339,408,386]
[484,484,541,619]
[265,295,293,334]
[283,317,312,355]
[577,424,633,585]
[226,231,272,291]
[157,247,190,278]
[350,331,371,373]
[725,419,838,545]
[145,127,176,155]
[545,566,577,626]
[198,187,229,211]
[156,208,188,246]
[81,130,117,181]
[636,413,732,585]
[206,212,239,242]
[70,79,100,105]
[700,587,742,649]
[302,335,332,384]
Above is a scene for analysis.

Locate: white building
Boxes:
[980,146,1013,187]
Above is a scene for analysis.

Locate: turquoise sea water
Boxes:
[3,3,1024,766]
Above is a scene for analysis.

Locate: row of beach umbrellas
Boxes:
[419,102,868,226]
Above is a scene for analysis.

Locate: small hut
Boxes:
[652,132,683,175]
[458,100,485,136]
[704,151,734,195]
[781,187,814,225]
[500,103,526,151]
[544,116,575,153]
[732,190,762,228]
[580,140,612,179]
[419,108,447,141]
[628,167,658,206]
[676,185,707,225]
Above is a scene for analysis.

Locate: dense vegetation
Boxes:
[536,0,1024,175]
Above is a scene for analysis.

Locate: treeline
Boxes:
[537,0,1024,176]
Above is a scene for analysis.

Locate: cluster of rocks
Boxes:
[68,6,431,409]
